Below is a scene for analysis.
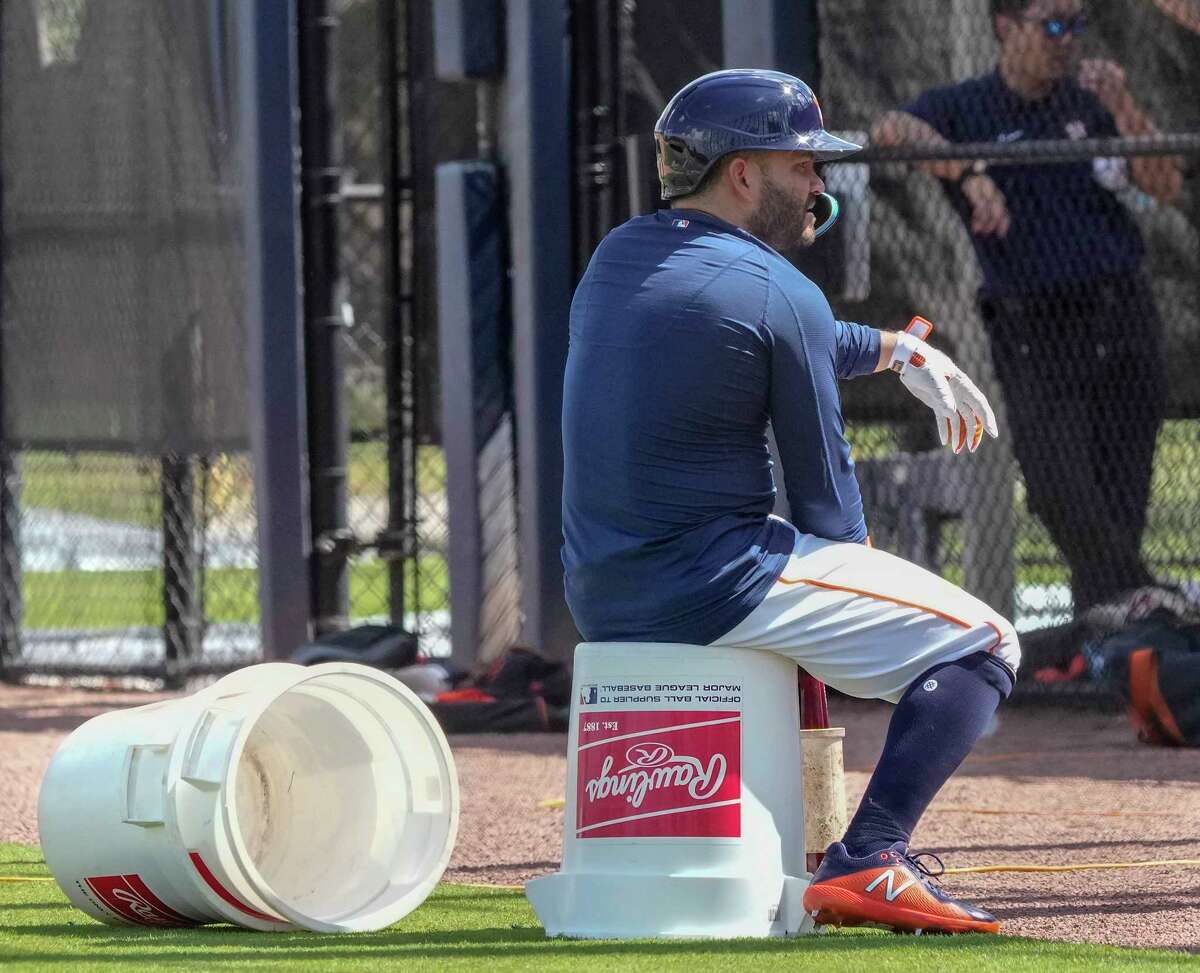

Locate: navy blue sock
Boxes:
[841,652,1014,859]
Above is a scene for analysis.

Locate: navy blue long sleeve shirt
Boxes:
[561,208,880,645]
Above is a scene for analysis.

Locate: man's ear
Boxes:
[993,14,1015,43]
[726,155,759,201]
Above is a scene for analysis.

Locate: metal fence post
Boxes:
[0,16,21,676]
[299,0,352,636]
[161,323,202,683]
[240,0,313,660]
[0,437,21,675]
[436,161,522,669]
[161,454,198,683]
[503,0,579,662]
[570,0,624,273]
[378,0,411,626]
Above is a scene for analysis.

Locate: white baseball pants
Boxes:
[710,530,1021,703]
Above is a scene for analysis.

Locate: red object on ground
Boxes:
[434,688,497,704]
[799,671,830,875]
[1032,653,1087,685]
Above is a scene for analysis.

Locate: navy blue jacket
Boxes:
[561,208,880,645]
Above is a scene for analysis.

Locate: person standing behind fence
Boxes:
[871,0,1183,617]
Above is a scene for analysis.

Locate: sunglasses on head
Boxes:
[1022,13,1088,38]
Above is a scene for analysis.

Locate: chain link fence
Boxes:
[816,0,1200,703]
[338,0,450,654]
[12,451,259,678]
[339,0,392,629]
[612,0,1200,705]
[1,0,456,683]
[8,0,1195,688]
[0,0,260,682]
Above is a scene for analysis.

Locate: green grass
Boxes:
[21,453,166,529]
[22,557,449,631]
[13,422,1200,633]
[17,444,453,630]
[1,845,1194,972]
[349,442,447,500]
[847,418,1200,587]
[20,444,447,531]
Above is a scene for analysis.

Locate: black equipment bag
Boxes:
[1087,616,1200,746]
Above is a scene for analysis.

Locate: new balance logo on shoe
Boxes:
[864,869,916,902]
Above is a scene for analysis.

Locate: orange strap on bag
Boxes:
[1127,648,1187,747]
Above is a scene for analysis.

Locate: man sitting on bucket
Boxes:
[561,69,1021,935]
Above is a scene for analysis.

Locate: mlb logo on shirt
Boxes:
[672,218,690,228]
[580,685,598,705]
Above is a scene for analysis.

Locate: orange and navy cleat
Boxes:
[803,841,1000,935]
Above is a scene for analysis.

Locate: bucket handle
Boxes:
[181,709,245,790]
[122,744,170,826]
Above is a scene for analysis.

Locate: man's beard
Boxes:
[745,175,816,252]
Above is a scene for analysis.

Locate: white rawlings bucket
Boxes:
[38,662,458,933]
[526,642,812,939]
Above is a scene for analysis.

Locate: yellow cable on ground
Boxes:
[455,856,1200,891]
[930,805,1180,818]
[946,858,1200,875]
[457,857,1200,891]
[530,801,1200,883]
[13,862,1192,890]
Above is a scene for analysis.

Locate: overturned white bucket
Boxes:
[38,662,458,932]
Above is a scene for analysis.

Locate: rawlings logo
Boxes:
[625,742,673,767]
[112,887,163,923]
[84,874,193,926]
[583,741,727,809]
[576,709,741,838]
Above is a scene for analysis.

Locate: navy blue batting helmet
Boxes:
[654,70,861,233]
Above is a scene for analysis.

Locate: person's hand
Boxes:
[891,332,999,453]
[961,173,1010,237]
[1078,59,1133,118]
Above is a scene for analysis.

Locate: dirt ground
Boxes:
[3,683,1199,953]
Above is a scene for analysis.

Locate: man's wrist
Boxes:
[874,330,899,373]
[888,331,924,373]
[1114,102,1155,136]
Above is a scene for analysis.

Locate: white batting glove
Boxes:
[890,331,999,454]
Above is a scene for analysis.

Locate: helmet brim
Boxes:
[793,130,863,161]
